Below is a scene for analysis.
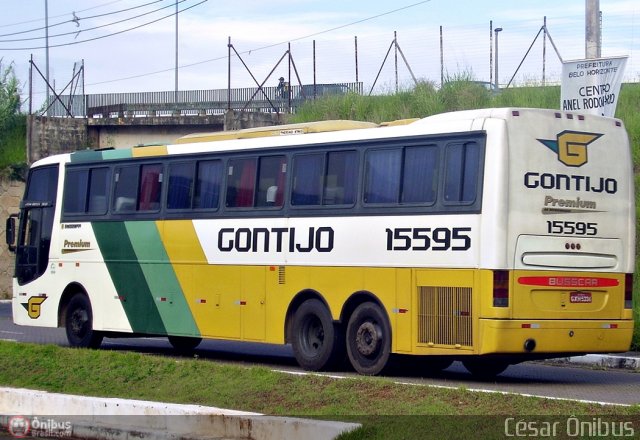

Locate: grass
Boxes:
[0,341,638,439]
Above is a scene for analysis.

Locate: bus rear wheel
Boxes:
[65,293,103,349]
[291,299,342,371]
[346,302,391,375]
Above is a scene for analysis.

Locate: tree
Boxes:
[0,59,26,179]
[0,59,20,135]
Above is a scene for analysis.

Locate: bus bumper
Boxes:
[477,318,634,355]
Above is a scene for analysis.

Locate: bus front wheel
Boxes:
[346,302,391,375]
[65,293,103,349]
[291,299,342,371]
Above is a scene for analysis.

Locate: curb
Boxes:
[0,387,361,440]
[547,353,640,370]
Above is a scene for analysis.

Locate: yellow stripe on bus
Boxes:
[132,145,168,157]
[174,120,378,144]
[156,220,217,335]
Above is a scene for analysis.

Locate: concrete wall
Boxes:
[86,114,226,150]
[27,116,89,164]
[28,111,282,161]
[0,179,24,298]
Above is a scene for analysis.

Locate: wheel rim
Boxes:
[346,303,391,375]
[300,315,324,356]
[355,321,382,357]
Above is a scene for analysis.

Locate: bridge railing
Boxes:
[47,82,363,118]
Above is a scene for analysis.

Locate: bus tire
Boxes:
[168,336,202,353]
[65,293,103,349]
[291,299,341,371]
[462,358,509,379]
[346,302,391,375]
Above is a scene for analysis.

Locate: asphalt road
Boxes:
[1,301,639,406]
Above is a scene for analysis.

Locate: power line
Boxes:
[0,0,207,50]
[88,0,434,87]
[0,0,127,29]
[0,0,166,39]
[0,0,184,43]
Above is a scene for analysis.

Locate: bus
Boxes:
[6,108,635,377]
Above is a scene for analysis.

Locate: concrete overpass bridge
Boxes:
[28,82,361,163]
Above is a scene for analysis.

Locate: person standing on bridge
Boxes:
[277,77,289,100]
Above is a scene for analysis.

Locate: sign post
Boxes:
[560,56,627,117]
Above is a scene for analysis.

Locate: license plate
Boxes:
[570,292,592,303]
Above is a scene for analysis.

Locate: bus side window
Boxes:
[256,156,286,207]
[63,169,89,214]
[195,160,222,209]
[292,151,357,206]
[443,142,480,204]
[63,167,111,215]
[291,154,323,206]
[167,162,195,210]
[138,164,163,211]
[324,151,357,205]
[87,168,111,214]
[401,145,438,204]
[364,148,401,204]
[226,158,256,208]
[113,166,139,213]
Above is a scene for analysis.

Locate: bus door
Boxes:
[8,165,59,285]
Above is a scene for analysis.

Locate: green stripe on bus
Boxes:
[124,221,200,337]
[101,149,132,160]
[92,221,167,335]
[69,149,132,163]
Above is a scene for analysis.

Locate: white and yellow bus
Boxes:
[7,108,635,377]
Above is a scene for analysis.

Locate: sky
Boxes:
[0,0,639,108]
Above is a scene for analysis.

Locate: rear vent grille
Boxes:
[278,266,286,284]
[418,286,472,347]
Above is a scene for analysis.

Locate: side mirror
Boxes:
[5,214,18,252]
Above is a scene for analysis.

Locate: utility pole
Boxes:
[175,0,179,98]
[45,0,49,116]
[494,27,502,91]
[585,0,601,58]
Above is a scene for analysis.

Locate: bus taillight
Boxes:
[625,273,633,309]
[493,270,509,307]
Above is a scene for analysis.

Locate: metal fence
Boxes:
[48,82,363,118]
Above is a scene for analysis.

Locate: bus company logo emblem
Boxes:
[8,415,30,437]
[537,131,602,167]
[21,295,47,319]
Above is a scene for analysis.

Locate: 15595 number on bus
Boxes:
[546,221,598,236]
[385,227,471,251]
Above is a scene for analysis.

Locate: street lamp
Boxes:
[494,27,503,91]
